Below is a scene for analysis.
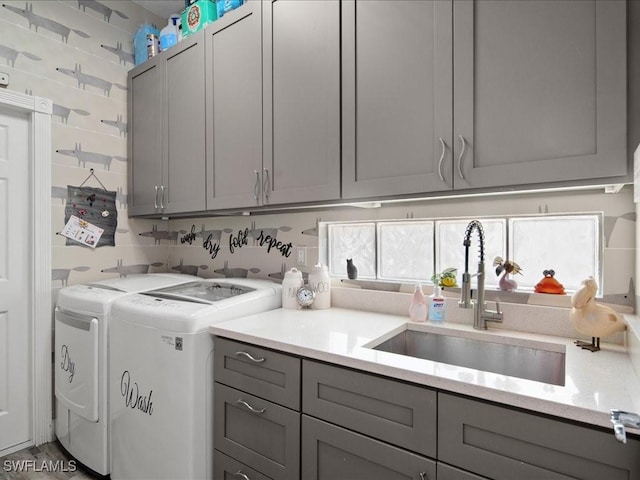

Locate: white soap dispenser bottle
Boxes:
[409,284,428,322]
[429,284,446,323]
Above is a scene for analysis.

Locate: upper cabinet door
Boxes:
[342,0,453,200]
[163,32,206,214]
[128,60,163,216]
[263,0,341,205]
[453,0,627,189]
[205,1,263,211]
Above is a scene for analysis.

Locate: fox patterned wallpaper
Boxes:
[0,1,636,314]
[0,0,168,296]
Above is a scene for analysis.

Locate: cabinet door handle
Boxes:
[234,471,251,480]
[159,185,165,209]
[253,170,260,201]
[263,168,270,200]
[235,351,265,363]
[154,186,159,209]
[235,399,266,414]
[457,134,466,180]
[437,137,446,182]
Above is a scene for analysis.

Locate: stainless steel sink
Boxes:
[371,329,566,386]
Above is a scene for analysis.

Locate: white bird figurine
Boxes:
[570,277,626,352]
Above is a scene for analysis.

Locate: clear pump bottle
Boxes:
[429,285,446,323]
[409,284,428,322]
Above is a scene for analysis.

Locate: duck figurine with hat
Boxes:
[570,277,626,352]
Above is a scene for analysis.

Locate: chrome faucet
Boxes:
[459,220,503,330]
[611,409,640,443]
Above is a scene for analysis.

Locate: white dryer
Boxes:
[108,278,282,480]
[54,273,197,476]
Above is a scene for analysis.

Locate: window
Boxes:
[321,213,602,294]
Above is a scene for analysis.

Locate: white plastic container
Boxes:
[409,284,428,322]
[309,263,331,310]
[429,285,446,323]
[159,15,180,51]
[282,268,304,309]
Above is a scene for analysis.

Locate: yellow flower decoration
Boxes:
[432,267,458,288]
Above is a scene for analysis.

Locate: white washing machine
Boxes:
[109,278,282,480]
[54,273,197,476]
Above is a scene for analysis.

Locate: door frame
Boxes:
[0,89,53,451]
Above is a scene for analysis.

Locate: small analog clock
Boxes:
[296,285,315,308]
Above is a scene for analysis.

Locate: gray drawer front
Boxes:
[214,383,300,480]
[214,450,272,480]
[215,337,301,409]
[439,393,640,480]
[437,463,489,480]
[302,359,437,457]
[302,415,436,480]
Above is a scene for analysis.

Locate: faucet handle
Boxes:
[495,300,501,315]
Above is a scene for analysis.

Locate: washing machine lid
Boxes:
[112,279,282,333]
[144,281,256,304]
[56,274,197,316]
[88,273,196,293]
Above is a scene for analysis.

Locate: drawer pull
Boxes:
[234,471,251,480]
[235,351,265,363]
[236,399,266,414]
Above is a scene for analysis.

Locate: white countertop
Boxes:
[209,307,640,434]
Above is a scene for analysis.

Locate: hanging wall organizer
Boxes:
[60,169,118,247]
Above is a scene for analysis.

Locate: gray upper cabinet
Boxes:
[342,0,627,200]
[128,31,206,216]
[205,1,263,210]
[262,0,341,205]
[453,0,627,189]
[128,60,162,215]
[342,0,453,199]
[206,0,340,210]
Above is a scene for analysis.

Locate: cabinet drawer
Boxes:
[302,414,436,480]
[214,383,300,480]
[214,337,301,409]
[439,393,640,480]
[437,463,489,480]
[302,359,437,457]
[214,450,272,480]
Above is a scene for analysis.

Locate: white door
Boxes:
[0,109,31,452]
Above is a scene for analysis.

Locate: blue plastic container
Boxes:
[134,24,160,66]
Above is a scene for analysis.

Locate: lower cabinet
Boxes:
[214,382,300,480]
[302,359,437,457]
[302,415,436,480]
[214,450,273,480]
[213,338,640,480]
[439,393,640,480]
[437,463,489,480]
